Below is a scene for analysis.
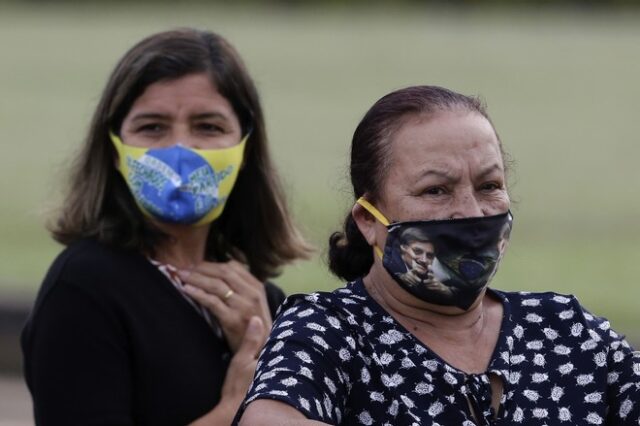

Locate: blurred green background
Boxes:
[1,3,639,343]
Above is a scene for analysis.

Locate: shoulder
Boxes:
[496,289,584,313]
[41,239,145,291]
[494,289,626,347]
[255,283,366,384]
[39,239,136,282]
[263,281,286,318]
[22,240,143,347]
[275,281,367,324]
[496,289,600,322]
[29,239,150,319]
[267,280,373,350]
[52,239,142,277]
[243,286,363,424]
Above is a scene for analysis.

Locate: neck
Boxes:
[363,262,488,339]
[151,221,211,269]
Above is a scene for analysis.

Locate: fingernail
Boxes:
[177,270,191,279]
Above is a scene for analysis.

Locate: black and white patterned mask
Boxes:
[357,198,513,310]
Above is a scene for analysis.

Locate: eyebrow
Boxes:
[190,112,229,121]
[129,113,169,122]
[413,163,503,183]
[414,169,457,183]
[129,111,229,122]
[476,163,504,179]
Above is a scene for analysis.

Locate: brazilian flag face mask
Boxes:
[111,132,247,226]
[357,198,513,310]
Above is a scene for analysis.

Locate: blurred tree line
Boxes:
[4,0,640,6]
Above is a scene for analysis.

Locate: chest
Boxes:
[337,332,611,425]
[117,275,231,425]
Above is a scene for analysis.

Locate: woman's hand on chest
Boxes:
[179,260,272,352]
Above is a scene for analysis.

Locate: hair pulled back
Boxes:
[328,85,499,281]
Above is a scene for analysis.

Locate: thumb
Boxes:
[235,316,266,359]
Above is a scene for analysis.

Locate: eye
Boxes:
[195,122,224,133]
[423,186,447,196]
[479,182,503,192]
[137,123,165,134]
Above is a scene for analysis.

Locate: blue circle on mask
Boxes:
[457,258,487,280]
[127,145,219,224]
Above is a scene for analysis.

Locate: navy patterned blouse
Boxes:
[238,279,640,425]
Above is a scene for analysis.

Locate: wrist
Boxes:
[189,397,242,426]
[215,395,244,423]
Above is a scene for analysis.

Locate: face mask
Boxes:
[111,133,247,226]
[357,198,513,310]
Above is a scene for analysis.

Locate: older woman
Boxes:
[237,86,640,425]
[21,29,310,425]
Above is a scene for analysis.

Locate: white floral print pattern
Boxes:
[238,280,640,425]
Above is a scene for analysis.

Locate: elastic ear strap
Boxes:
[109,131,124,158]
[356,197,390,227]
[374,246,384,260]
[109,131,149,161]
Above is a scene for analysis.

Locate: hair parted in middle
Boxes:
[50,28,311,280]
[328,85,506,281]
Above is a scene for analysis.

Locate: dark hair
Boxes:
[328,85,506,281]
[398,227,432,246]
[50,28,311,280]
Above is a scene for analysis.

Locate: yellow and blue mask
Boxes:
[111,133,247,226]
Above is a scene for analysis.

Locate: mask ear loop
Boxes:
[356,197,390,260]
[356,197,390,226]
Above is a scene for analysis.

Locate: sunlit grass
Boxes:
[1,4,638,341]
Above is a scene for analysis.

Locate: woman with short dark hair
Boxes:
[22,28,311,425]
[237,86,640,425]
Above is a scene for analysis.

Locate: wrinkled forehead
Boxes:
[386,111,504,179]
[394,110,499,154]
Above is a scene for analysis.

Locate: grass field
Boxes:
[0,4,639,339]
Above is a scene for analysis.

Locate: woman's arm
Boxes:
[188,317,266,426]
[22,279,134,426]
[239,400,330,426]
[580,307,640,424]
[605,338,640,424]
[232,296,352,425]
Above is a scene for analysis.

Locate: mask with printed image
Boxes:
[357,198,512,310]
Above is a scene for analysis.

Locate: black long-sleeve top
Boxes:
[21,239,285,426]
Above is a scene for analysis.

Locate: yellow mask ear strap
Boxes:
[109,131,123,152]
[374,246,384,260]
[356,197,388,260]
[356,197,390,227]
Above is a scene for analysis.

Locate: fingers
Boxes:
[179,260,272,354]
[234,316,266,360]
[179,270,232,300]
[192,261,263,294]
[181,261,266,311]
[183,283,232,319]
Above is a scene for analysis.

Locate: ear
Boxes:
[351,202,377,246]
